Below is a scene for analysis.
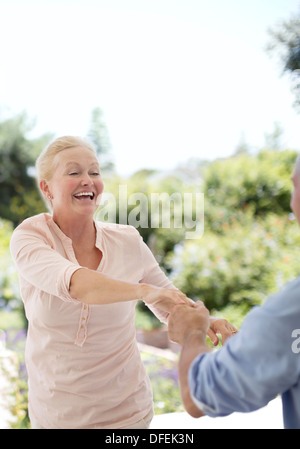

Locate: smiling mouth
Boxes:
[73,192,95,200]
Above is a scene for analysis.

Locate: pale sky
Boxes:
[1,0,299,175]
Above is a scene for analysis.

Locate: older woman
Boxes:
[10,136,236,429]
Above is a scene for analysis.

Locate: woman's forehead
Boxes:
[55,146,99,166]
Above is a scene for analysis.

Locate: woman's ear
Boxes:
[40,180,51,199]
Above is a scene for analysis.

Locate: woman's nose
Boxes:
[81,173,93,185]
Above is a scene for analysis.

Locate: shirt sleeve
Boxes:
[10,227,81,303]
[188,281,300,417]
[137,231,177,324]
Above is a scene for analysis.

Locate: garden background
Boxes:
[1,5,300,428]
[0,110,300,428]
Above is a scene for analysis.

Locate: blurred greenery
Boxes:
[168,212,300,313]
[167,149,299,313]
[100,148,299,317]
[203,149,296,221]
[267,12,300,110]
[141,351,184,415]
[0,112,52,226]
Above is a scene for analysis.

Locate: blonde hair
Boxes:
[36,135,97,209]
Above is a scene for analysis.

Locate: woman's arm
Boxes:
[10,227,192,310]
[69,267,192,310]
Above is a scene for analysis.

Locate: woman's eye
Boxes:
[69,172,78,176]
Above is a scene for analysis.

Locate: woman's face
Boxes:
[42,146,104,219]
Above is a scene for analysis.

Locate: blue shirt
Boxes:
[189,277,300,429]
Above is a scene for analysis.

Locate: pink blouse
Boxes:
[10,213,174,429]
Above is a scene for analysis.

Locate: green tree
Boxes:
[87,107,115,174]
[267,13,300,109]
[203,150,297,232]
[264,121,285,150]
[0,112,52,226]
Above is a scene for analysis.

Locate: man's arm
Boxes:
[178,330,211,417]
[168,302,212,417]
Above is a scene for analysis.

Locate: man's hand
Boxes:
[168,301,210,346]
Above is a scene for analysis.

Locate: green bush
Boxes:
[203,150,297,223]
[0,220,20,306]
[169,213,300,312]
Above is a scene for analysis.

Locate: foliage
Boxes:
[203,150,297,224]
[0,328,29,429]
[0,220,23,313]
[9,374,30,429]
[6,337,30,429]
[98,168,199,268]
[0,112,52,226]
[267,13,300,109]
[87,107,115,174]
[141,351,184,415]
[98,148,300,322]
[169,213,300,312]
[0,310,24,330]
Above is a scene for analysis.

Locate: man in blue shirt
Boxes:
[168,158,300,429]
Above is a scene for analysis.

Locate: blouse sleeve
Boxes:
[137,231,178,324]
[10,226,81,303]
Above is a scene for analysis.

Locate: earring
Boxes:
[48,195,52,199]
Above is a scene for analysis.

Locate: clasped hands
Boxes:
[142,285,238,347]
[168,301,238,347]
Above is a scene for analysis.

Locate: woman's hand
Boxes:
[140,284,196,313]
[207,317,238,346]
